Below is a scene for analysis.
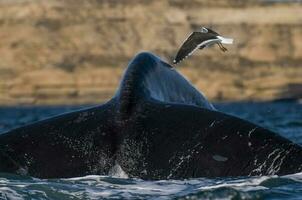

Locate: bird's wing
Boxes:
[173,32,218,64]
[205,28,220,35]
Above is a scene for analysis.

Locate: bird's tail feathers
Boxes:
[217,36,234,44]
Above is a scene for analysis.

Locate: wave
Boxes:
[1,172,302,199]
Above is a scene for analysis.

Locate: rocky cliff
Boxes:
[0,0,301,105]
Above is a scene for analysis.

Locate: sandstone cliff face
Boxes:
[0,0,301,105]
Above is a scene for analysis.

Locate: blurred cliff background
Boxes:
[0,0,301,105]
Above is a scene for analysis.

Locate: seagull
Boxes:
[173,27,234,64]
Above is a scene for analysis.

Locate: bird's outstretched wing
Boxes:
[173,32,218,64]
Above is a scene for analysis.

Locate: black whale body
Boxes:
[0,52,302,179]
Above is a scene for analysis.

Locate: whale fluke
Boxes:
[0,52,302,179]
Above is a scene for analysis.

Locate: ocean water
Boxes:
[0,102,302,200]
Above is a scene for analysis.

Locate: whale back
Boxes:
[115,52,214,116]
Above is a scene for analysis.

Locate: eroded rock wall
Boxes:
[0,0,301,104]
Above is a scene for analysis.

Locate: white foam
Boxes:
[0,186,24,200]
[2,174,301,199]
[198,176,270,191]
[283,172,302,182]
[108,163,129,179]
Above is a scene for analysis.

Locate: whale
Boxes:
[0,52,302,179]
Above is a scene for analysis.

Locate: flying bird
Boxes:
[173,27,234,64]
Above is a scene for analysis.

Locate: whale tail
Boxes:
[1,51,302,179]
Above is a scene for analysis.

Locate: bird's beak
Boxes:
[217,36,234,44]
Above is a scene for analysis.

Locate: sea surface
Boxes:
[0,102,301,200]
